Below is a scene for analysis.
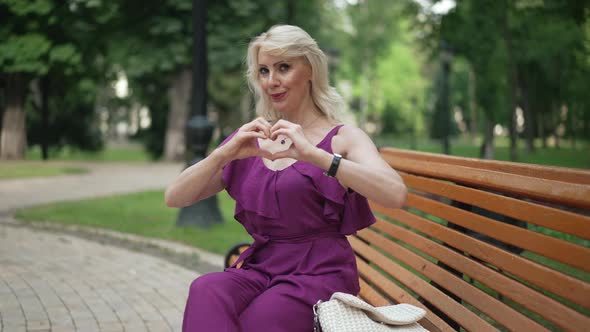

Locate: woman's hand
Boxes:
[268,119,318,162]
[217,117,274,162]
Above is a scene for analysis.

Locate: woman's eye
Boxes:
[259,67,269,75]
[279,64,290,72]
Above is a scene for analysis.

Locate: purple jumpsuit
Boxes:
[182,124,376,332]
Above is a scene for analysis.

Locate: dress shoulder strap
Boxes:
[317,124,345,153]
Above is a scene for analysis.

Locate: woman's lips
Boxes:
[271,92,287,102]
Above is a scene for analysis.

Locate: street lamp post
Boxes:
[176,0,222,228]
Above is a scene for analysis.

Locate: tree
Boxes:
[1,0,118,160]
[0,1,55,159]
[339,0,419,130]
[433,0,590,159]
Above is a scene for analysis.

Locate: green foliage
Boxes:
[0,34,51,74]
[376,31,428,136]
[435,0,590,146]
[0,0,52,16]
[332,1,425,131]
[48,44,81,66]
[0,0,122,158]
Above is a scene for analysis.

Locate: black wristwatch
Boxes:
[324,153,342,177]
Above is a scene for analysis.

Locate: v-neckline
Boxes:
[257,124,343,173]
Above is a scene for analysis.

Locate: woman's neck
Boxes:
[278,98,324,128]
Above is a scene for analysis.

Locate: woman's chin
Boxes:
[272,101,288,112]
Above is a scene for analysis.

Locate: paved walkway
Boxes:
[0,162,224,332]
[0,162,184,213]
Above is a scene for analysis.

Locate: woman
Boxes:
[165,24,407,332]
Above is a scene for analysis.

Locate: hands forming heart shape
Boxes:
[221,117,318,164]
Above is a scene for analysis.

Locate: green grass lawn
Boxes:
[0,162,88,179]
[15,190,251,254]
[377,136,590,169]
[26,145,152,162]
[1,145,152,180]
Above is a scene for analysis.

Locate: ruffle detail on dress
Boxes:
[218,129,279,221]
[222,158,280,220]
[291,161,376,235]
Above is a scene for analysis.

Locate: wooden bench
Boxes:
[226,148,590,331]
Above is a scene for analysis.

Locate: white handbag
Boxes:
[313,292,429,332]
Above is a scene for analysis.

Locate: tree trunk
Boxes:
[1,73,28,160]
[41,75,49,160]
[468,68,477,138]
[553,105,560,149]
[520,79,535,153]
[539,112,547,149]
[570,105,576,150]
[502,5,518,162]
[480,117,495,159]
[286,0,296,24]
[163,68,192,161]
[509,106,518,161]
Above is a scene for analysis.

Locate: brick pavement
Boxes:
[0,224,198,332]
[0,162,226,331]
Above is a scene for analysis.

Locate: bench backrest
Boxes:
[354,148,590,331]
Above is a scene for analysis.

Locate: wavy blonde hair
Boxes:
[246,25,343,122]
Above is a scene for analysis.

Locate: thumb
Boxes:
[270,149,293,161]
[257,149,274,160]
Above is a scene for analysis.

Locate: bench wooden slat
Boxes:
[381,147,590,185]
[382,155,590,210]
[350,236,498,332]
[371,204,590,309]
[356,227,550,331]
[356,257,457,332]
[358,277,390,306]
[358,277,444,332]
[402,173,590,240]
[356,257,425,307]
[404,193,590,272]
[369,208,590,330]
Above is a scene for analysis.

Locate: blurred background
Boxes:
[1,3,588,331]
[1,0,589,248]
[1,0,589,166]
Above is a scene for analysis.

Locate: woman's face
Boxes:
[257,51,312,113]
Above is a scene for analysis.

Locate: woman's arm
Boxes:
[268,120,406,208]
[164,150,230,208]
[309,126,407,209]
[165,117,273,208]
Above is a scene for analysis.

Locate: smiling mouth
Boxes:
[270,92,287,102]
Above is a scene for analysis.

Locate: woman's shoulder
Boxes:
[334,123,372,143]
[332,123,373,157]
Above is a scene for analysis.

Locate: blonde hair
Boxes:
[246,25,344,122]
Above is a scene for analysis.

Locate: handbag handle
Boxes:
[313,300,323,332]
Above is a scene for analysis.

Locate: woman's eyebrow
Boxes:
[259,60,289,67]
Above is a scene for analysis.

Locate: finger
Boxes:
[256,117,273,127]
[255,118,272,137]
[270,146,295,160]
[270,119,294,134]
[245,122,271,137]
[241,131,266,140]
[269,128,292,141]
[257,148,274,160]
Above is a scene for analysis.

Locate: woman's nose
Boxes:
[269,72,280,87]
